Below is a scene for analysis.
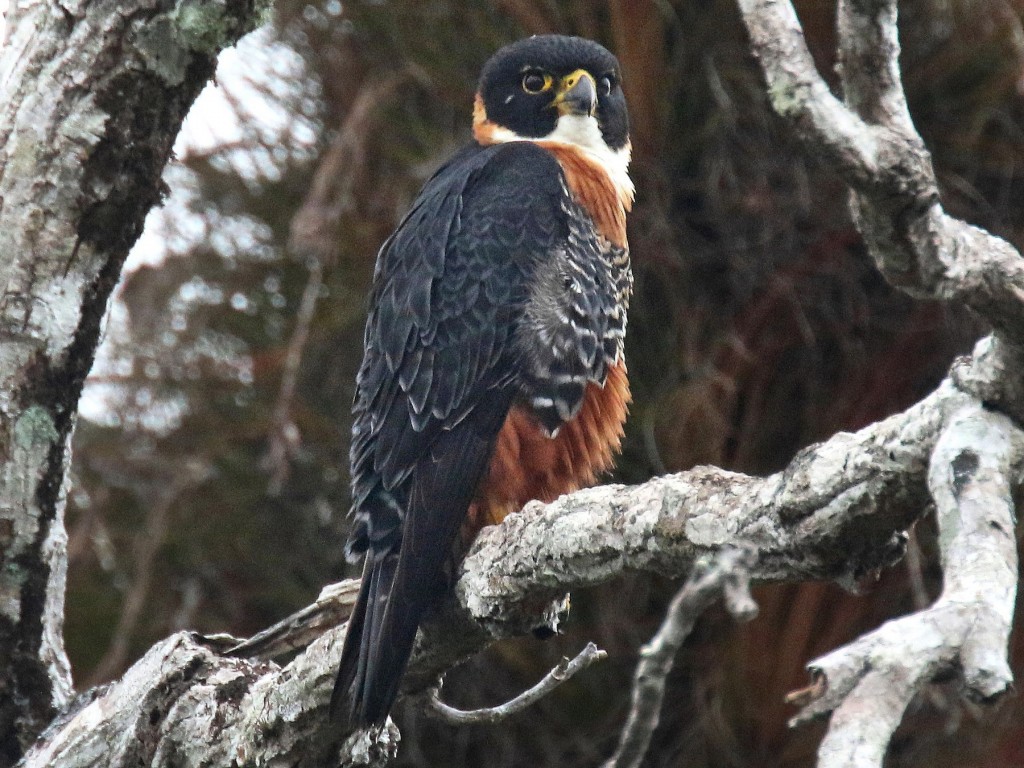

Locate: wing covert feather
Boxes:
[347,142,568,555]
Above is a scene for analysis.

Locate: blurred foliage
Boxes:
[64,0,1024,765]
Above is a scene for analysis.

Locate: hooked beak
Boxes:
[552,69,597,118]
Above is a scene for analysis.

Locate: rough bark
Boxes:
[0,0,268,763]
[735,0,1024,763]
[16,357,1009,767]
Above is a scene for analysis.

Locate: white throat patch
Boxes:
[485,115,634,205]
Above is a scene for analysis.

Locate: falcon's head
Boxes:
[474,35,631,190]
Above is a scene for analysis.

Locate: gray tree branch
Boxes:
[792,404,1022,768]
[18,358,998,766]
[737,0,1024,344]
[604,548,758,768]
[736,0,1024,764]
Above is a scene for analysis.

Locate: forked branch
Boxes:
[789,405,1022,768]
[736,0,1024,763]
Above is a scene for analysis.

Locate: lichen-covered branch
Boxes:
[835,0,914,131]
[736,0,1024,341]
[453,376,973,640]
[19,363,988,766]
[0,0,268,760]
[790,404,1023,768]
[736,0,1024,764]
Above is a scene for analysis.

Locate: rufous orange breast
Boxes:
[466,110,633,536]
[467,362,630,532]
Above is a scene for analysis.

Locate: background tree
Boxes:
[2,0,1024,766]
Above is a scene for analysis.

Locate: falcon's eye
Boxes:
[599,75,615,96]
[521,71,550,94]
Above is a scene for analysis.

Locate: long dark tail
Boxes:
[331,551,425,727]
[332,389,516,728]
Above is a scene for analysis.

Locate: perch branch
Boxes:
[21,360,983,766]
[451,376,978,643]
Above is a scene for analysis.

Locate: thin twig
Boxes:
[604,547,759,768]
[425,642,607,725]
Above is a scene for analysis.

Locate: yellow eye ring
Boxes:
[521,71,551,94]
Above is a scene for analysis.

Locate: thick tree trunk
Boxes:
[0,1,267,762]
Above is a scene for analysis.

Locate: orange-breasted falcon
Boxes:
[333,35,634,728]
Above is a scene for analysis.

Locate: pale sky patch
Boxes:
[79,23,321,424]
